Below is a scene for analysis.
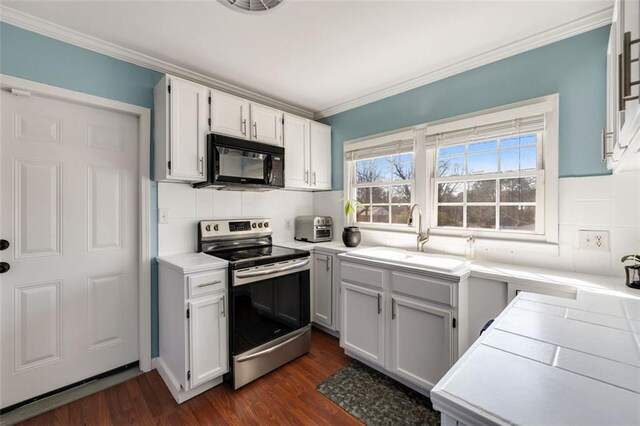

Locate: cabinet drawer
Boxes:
[391,271,454,307]
[341,261,384,289]
[188,270,226,298]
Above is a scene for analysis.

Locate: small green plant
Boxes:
[621,254,640,264]
[344,200,359,227]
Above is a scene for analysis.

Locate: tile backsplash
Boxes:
[158,183,313,255]
[158,172,639,278]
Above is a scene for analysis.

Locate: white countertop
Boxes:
[157,252,228,274]
[431,291,640,426]
[276,240,639,297]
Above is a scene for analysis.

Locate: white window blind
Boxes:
[425,114,545,147]
[345,138,415,161]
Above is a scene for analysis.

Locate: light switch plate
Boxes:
[578,229,610,251]
[158,208,170,224]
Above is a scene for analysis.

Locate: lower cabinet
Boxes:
[389,295,453,389]
[157,262,229,403]
[188,294,228,388]
[311,250,341,333]
[341,282,385,367]
[339,259,464,392]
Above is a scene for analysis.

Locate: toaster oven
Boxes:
[294,216,333,243]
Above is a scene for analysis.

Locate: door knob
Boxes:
[0,240,8,251]
[0,262,9,274]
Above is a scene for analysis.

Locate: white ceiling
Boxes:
[2,0,613,116]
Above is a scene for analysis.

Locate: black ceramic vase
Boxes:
[342,226,361,248]
[625,264,640,289]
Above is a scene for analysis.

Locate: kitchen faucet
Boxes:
[407,203,430,252]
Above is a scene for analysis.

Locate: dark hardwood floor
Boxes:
[19,329,361,425]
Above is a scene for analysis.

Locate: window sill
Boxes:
[354,224,416,233]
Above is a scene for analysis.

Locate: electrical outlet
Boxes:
[578,230,610,251]
[158,208,170,224]
[285,219,292,230]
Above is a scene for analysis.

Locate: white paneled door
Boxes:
[0,91,139,409]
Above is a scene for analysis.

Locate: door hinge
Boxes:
[187,370,191,381]
[208,96,211,105]
[167,85,171,94]
[452,318,457,328]
[281,117,284,125]
[208,118,211,126]
[186,308,190,319]
[168,161,171,170]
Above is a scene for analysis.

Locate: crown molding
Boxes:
[0,5,314,119]
[314,6,613,119]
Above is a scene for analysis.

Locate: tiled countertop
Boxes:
[431,291,640,425]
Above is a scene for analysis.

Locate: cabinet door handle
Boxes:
[305,170,309,184]
[253,122,258,139]
[221,295,226,317]
[326,256,330,271]
[242,118,247,136]
[392,298,396,320]
[377,293,382,314]
[199,156,204,175]
[313,171,317,185]
[197,280,221,288]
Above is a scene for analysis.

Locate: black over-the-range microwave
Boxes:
[193,133,284,190]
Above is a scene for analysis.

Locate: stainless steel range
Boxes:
[197,218,311,389]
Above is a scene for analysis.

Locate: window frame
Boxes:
[425,95,559,244]
[351,154,416,227]
[433,131,545,235]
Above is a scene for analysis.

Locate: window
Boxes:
[426,95,558,243]
[435,133,542,232]
[343,95,558,243]
[353,153,414,225]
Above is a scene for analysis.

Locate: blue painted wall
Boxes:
[0,22,164,357]
[322,26,611,190]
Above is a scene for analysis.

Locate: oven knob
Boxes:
[206,225,211,232]
[258,222,263,228]
[264,222,269,228]
[213,224,219,232]
[252,223,257,229]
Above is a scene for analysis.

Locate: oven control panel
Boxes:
[200,219,271,238]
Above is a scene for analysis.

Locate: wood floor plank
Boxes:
[17,329,360,425]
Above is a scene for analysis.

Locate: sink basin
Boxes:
[347,247,470,273]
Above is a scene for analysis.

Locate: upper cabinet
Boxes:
[250,103,283,146]
[155,75,208,182]
[155,74,331,187]
[210,90,249,139]
[210,90,282,146]
[605,0,640,172]
[309,122,332,190]
[283,115,332,190]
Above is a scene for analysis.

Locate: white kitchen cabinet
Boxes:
[341,282,385,367]
[309,121,332,190]
[283,113,310,188]
[154,75,208,182]
[188,293,228,388]
[210,90,249,139]
[283,114,332,190]
[156,254,229,403]
[312,252,333,328]
[339,254,468,393]
[605,0,640,172]
[390,295,453,389]
[250,103,283,146]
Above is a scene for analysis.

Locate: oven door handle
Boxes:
[235,258,310,278]
[236,328,309,363]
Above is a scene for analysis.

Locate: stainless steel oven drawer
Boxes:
[232,325,311,389]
